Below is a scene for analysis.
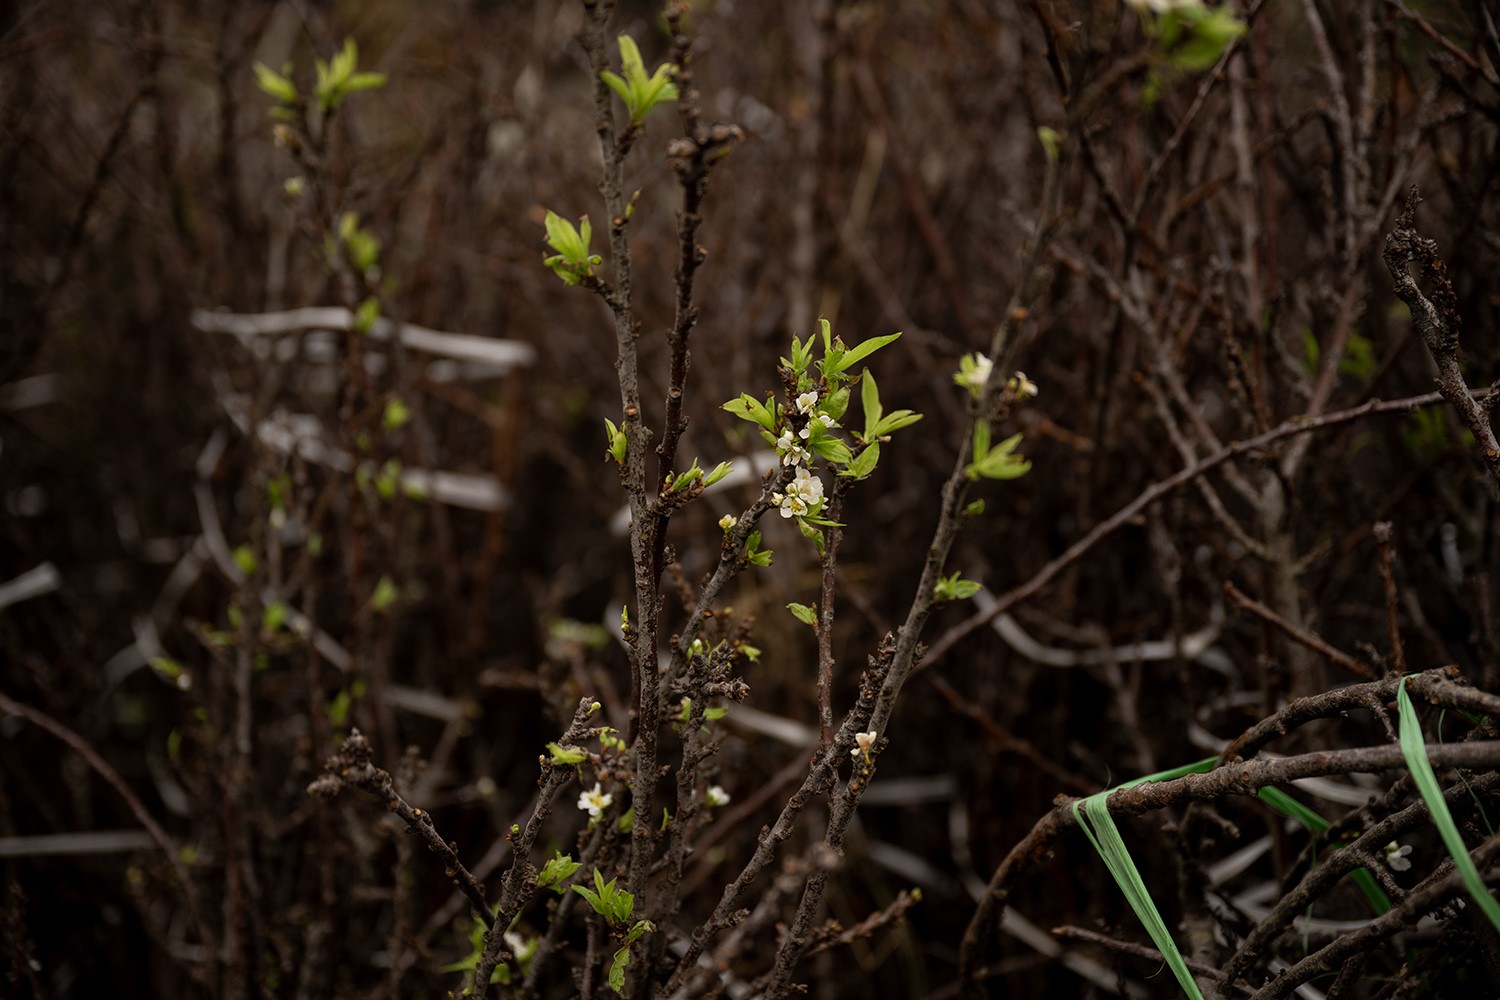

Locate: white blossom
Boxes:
[795,390,820,415]
[852,730,878,761]
[718,514,737,531]
[772,466,825,519]
[577,782,612,818]
[963,353,993,392]
[503,931,537,963]
[776,429,812,466]
[798,413,837,441]
[1384,841,1413,872]
[706,785,731,807]
[1009,370,1039,399]
[1126,0,1198,12]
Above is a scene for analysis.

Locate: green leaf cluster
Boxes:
[934,572,982,602]
[370,575,399,613]
[542,211,602,286]
[668,458,732,492]
[966,424,1031,481]
[383,398,409,431]
[537,851,582,892]
[314,38,386,111]
[743,530,773,567]
[545,742,587,766]
[334,213,381,276]
[1161,4,1247,71]
[604,419,628,464]
[600,35,679,124]
[722,393,778,433]
[722,319,922,495]
[573,868,635,924]
[254,62,298,105]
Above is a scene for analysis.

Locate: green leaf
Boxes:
[346,225,380,274]
[603,418,628,464]
[327,688,353,727]
[822,386,850,421]
[1398,677,1500,934]
[253,62,298,104]
[671,459,704,492]
[787,602,818,626]
[538,851,582,892]
[546,742,587,765]
[744,531,773,567]
[370,575,399,613]
[542,211,601,285]
[840,442,880,480]
[871,409,922,438]
[572,883,603,914]
[1340,333,1376,380]
[797,516,825,555]
[383,397,409,430]
[1037,125,1061,163]
[861,370,884,440]
[600,34,679,124]
[608,944,630,993]
[782,333,815,376]
[934,572,982,602]
[344,71,387,95]
[150,657,184,683]
[312,38,385,111]
[722,393,776,432]
[233,545,258,578]
[966,429,1031,481]
[702,461,732,487]
[808,431,853,466]
[824,331,902,377]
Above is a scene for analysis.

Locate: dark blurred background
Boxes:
[3,0,1499,997]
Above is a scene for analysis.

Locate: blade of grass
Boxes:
[1072,757,1216,1000]
[1398,676,1500,932]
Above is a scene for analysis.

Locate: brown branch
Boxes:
[0,691,211,952]
[1382,186,1500,497]
[922,388,1494,672]
[1223,580,1374,679]
[1374,521,1407,674]
[804,887,922,957]
[1222,768,1500,986]
[308,728,493,927]
[816,479,852,749]
[958,721,1500,995]
[1215,667,1500,765]
[1246,832,1500,1000]
[1051,924,1226,981]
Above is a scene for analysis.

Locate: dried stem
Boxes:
[1382,187,1500,497]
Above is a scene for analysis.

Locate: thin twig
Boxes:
[0,691,211,951]
[1223,580,1374,679]
[923,387,1495,671]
